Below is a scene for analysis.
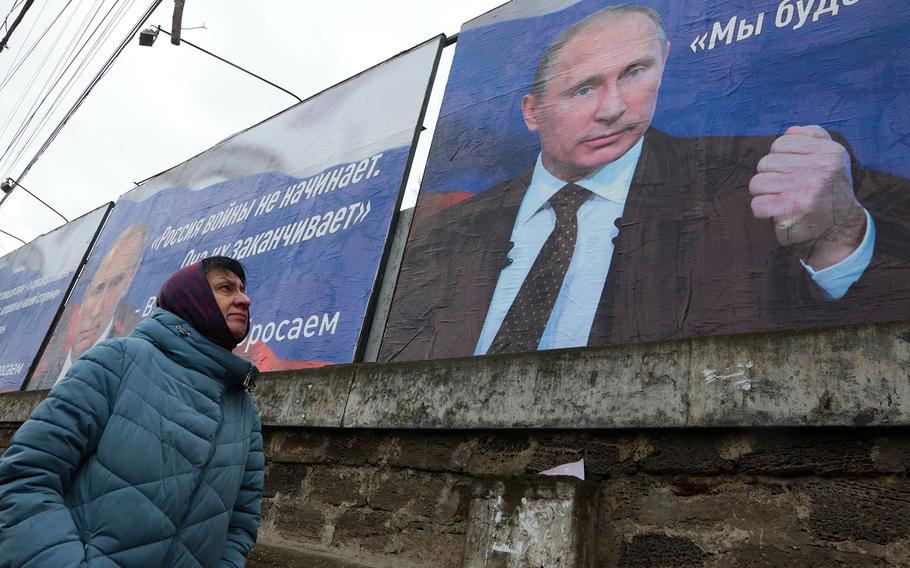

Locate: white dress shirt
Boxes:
[475,139,875,354]
[55,317,113,385]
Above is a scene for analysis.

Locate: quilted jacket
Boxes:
[0,308,263,568]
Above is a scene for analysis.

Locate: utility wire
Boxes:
[0,227,26,245]
[18,0,137,154]
[6,0,97,134]
[0,0,78,90]
[0,0,35,52]
[3,178,68,221]
[0,0,47,101]
[155,26,303,103]
[3,0,30,18]
[11,0,164,189]
[0,0,107,140]
[0,0,75,157]
[0,0,48,89]
[1,0,28,35]
[0,0,126,173]
[3,0,135,172]
[0,1,75,160]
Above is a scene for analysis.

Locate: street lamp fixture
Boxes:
[139,27,158,47]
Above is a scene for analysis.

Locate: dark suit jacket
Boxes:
[26,302,140,390]
[380,129,910,362]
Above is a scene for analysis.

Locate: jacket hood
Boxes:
[132,308,258,391]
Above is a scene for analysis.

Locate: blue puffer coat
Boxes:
[0,309,263,568]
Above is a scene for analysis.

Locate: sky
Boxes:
[0,0,506,255]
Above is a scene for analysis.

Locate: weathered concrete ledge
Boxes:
[0,389,49,424]
[342,320,910,429]
[237,319,910,428]
[2,321,909,428]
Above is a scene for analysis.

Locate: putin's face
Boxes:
[522,13,669,182]
[73,233,143,357]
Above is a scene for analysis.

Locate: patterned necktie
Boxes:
[488,183,591,354]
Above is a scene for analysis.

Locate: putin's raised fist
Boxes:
[749,125,867,270]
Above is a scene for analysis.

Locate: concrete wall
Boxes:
[251,320,910,430]
[249,427,910,567]
[1,422,907,567]
[2,320,909,566]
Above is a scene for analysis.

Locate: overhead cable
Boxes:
[2,0,137,173]
[11,0,164,190]
[0,0,78,91]
[0,0,36,53]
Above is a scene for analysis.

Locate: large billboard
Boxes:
[28,37,443,389]
[381,0,910,361]
[0,205,109,391]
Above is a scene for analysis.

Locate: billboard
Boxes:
[380,0,910,361]
[0,205,109,391]
[28,37,443,389]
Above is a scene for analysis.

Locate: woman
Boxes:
[0,256,263,568]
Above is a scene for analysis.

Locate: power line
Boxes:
[0,0,133,174]
[0,0,35,52]
[0,0,78,91]
[2,177,68,222]
[0,2,47,93]
[154,26,303,103]
[1,0,29,36]
[2,0,137,172]
[11,0,164,188]
[0,0,49,89]
[0,0,89,168]
[0,227,26,245]
[0,1,79,165]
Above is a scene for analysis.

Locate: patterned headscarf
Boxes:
[157,261,244,350]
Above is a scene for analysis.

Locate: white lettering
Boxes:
[0,362,25,377]
[351,159,370,184]
[303,315,319,338]
[246,323,262,350]
[142,296,157,317]
[254,191,281,217]
[813,0,839,21]
[320,312,340,336]
[315,212,334,238]
[709,16,737,50]
[776,0,795,27]
[0,289,61,316]
[337,163,357,188]
[280,183,304,208]
[262,322,276,343]
[241,312,340,352]
[366,153,383,178]
[275,320,288,341]
[736,13,766,40]
[323,167,344,194]
[288,318,303,340]
[302,215,321,241]
[794,0,816,29]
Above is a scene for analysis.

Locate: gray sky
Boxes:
[0,0,506,255]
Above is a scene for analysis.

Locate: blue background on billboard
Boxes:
[0,268,75,390]
[421,0,910,195]
[0,206,106,391]
[70,147,409,365]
